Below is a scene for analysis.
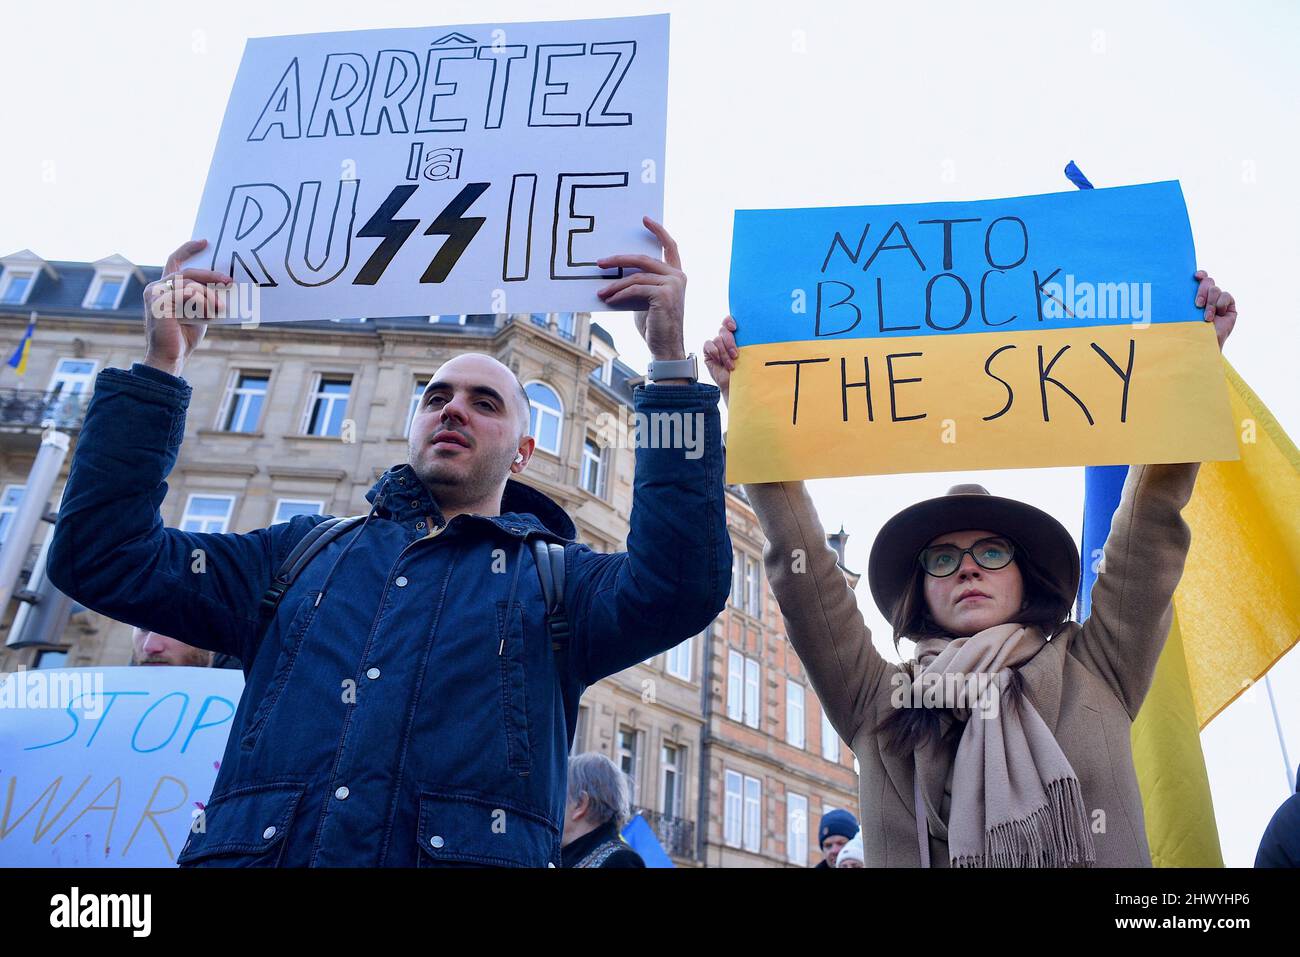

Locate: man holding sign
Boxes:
[48,213,728,868]
[707,233,1240,866]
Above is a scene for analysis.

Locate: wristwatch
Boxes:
[646,353,698,383]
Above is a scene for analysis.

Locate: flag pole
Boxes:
[1262,674,1296,793]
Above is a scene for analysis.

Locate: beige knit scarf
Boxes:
[910,622,1096,868]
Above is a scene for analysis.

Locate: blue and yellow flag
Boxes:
[1080,364,1300,867]
[6,314,35,375]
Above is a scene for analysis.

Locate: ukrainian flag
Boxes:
[6,314,35,375]
[1079,362,1300,866]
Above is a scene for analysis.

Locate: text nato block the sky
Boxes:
[726,182,1237,483]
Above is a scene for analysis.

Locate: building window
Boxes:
[745,555,761,617]
[744,656,760,729]
[726,650,743,721]
[617,726,642,803]
[84,273,128,310]
[47,358,97,397]
[724,770,743,847]
[272,499,323,524]
[525,382,563,454]
[730,551,744,607]
[666,633,693,682]
[218,371,269,432]
[302,374,352,437]
[743,775,762,852]
[0,270,35,305]
[660,743,685,819]
[787,791,808,864]
[821,707,840,762]
[34,649,69,669]
[581,438,606,496]
[406,376,429,436]
[0,484,25,545]
[731,552,761,617]
[786,680,805,749]
[180,494,235,533]
[530,312,576,341]
[45,358,97,427]
[728,650,761,728]
[428,314,468,324]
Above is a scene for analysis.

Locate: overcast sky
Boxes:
[2,0,1297,866]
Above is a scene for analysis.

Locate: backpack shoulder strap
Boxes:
[531,538,579,742]
[259,515,366,627]
[531,539,569,650]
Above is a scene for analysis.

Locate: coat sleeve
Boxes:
[742,479,894,745]
[1073,461,1201,718]
[564,383,731,685]
[47,364,299,665]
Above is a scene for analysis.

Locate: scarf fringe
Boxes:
[952,776,1097,868]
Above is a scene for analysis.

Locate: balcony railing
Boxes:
[632,806,696,860]
[0,390,88,431]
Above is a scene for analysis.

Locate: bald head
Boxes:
[427,353,531,437]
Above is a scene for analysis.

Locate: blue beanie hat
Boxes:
[818,808,858,848]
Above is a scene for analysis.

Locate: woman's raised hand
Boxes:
[702,315,740,405]
[1195,270,1237,351]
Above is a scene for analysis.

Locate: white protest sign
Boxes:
[0,667,243,867]
[185,14,670,323]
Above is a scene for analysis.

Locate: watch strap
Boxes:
[646,353,698,383]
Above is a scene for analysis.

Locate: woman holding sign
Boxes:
[703,273,1236,868]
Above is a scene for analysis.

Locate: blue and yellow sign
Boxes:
[726,181,1237,482]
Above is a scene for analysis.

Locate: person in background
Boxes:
[836,831,864,868]
[815,808,859,868]
[560,752,645,868]
[131,626,241,669]
[1255,771,1300,867]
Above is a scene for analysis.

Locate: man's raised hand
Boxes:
[595,217,687,364]
[142,239,232,377]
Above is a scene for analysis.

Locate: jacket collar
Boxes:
[561,819,623,866]
[365,463,576,541]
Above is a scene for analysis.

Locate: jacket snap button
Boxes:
[395,576,408,587]
[262,826,277,840]
[366,667,381,680]
[416,521,425,530]
[335,786,349,800]
[430,835,444,849]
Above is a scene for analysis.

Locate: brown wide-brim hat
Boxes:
[867,483,1080,626]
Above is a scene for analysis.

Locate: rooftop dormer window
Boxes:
[82,255,144,311]
[0,250,55,307]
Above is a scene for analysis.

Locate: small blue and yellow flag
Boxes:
[6,313,35,375]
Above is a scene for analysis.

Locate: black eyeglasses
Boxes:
[918,536,1016,578]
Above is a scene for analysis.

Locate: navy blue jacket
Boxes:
[48,363,730,867]
[1255,790,1300,868]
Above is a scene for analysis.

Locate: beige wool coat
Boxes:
[743,462,1201,867]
